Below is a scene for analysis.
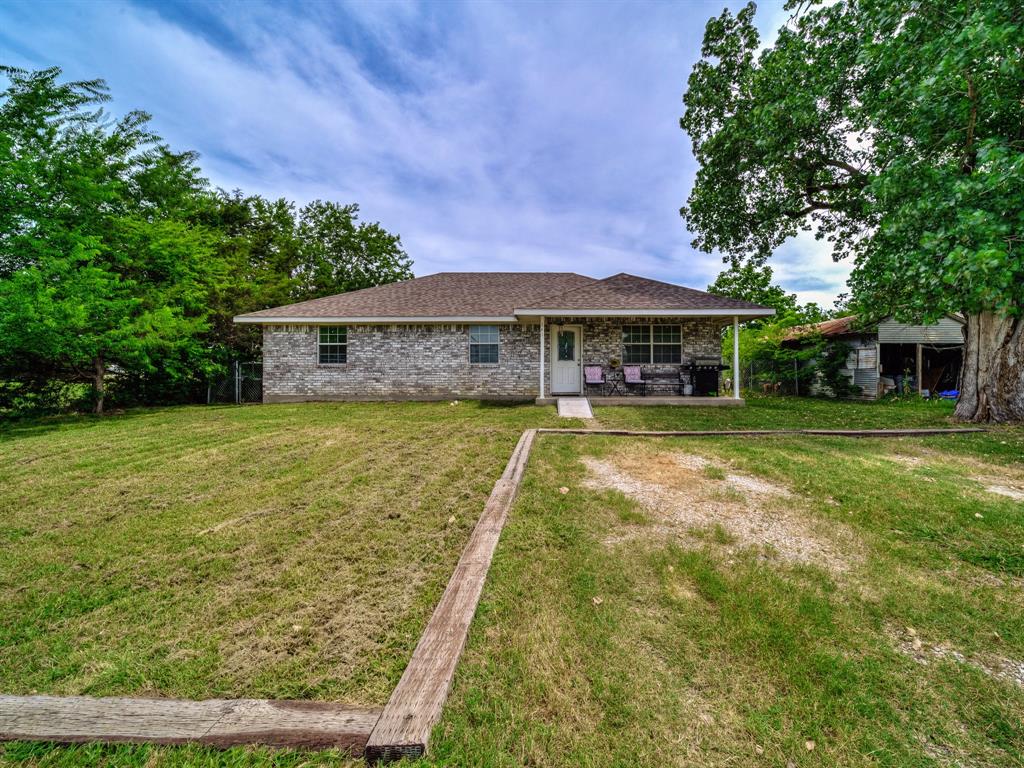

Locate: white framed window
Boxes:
[622,324,682,364]
[469,325,499,364]
[318,326,347,364]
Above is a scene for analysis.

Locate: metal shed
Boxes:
[785,314,964,400]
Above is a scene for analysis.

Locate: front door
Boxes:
[551,326,582,394]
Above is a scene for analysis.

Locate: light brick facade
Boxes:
[262,318,726,403]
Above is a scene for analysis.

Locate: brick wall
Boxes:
[261,318,726,402]
[262,323,540,402]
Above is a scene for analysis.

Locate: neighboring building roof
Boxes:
[783,315,862,342]
[783,313,966,345]
[234,271,774,323]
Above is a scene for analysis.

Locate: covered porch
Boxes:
[530,313,746,404]
[537,395,745,406]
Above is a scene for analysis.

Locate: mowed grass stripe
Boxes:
[0,402,567,704]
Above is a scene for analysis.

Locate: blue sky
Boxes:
[0,0,850,306]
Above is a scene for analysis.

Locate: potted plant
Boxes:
[609,356,621,370]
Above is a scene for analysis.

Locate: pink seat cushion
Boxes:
[584,365,604,384]
[623,365,643,383]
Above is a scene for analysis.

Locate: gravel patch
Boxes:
[884,449,1024,502]
[582,449,854,572]
[893,626,1024,687]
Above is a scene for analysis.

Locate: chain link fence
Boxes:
[730,359,807,396]
[208,361,262,404]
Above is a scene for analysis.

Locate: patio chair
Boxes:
[622,365,647,396]
[583,365,606,396]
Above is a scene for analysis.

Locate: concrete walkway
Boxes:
[556,397,594,419]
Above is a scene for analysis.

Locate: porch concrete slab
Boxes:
[589,396,744,406]
[556,397,594,419]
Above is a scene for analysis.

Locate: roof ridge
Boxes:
[235,271,773,321]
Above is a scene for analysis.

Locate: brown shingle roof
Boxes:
[234,271,773,321]
[235,272,596,320]
[517,273,772,313]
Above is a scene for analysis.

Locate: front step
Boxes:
[556,397,594,419]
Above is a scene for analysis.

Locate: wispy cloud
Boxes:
[0,0,850,306]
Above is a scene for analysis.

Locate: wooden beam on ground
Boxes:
[364,429,537,763]
[536,427,984,437]
[0,695,381,753]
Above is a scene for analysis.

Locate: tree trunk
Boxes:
[92,355,105,415]
[954,311,1024,423]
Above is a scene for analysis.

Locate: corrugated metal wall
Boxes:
[877,316,964,345]
[841,337,879,399]
[808,335,880,399]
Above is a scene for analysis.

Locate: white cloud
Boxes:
[0,0,849,305]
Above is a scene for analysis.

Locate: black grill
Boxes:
[687,358,727,396]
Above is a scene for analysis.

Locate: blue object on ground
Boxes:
[938,390,959,399]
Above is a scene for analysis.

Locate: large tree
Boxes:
[0,67,220,413]
[201,193,413,360]
[0,66,414,414]
[681,0,1024,421]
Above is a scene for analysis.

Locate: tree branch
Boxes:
[783,200,833,218]
[819,158,867,177]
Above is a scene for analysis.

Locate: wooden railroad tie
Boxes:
[0,695,381,753]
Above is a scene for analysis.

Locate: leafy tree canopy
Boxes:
[707,262,799,317]
[682,0,1024,421]
[0,66,412,414]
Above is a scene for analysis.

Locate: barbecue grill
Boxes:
[687,358,728,396]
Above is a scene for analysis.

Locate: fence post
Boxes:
[234,361,241,405]
[794,359,799,396]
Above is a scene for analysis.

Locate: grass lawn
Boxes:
[0,401,566,710]
[432,428,1024,767]
[594,393,965,431]
[1,397,1022,767]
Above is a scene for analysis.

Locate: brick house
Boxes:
[233,272,773,403]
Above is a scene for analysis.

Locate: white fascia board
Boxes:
[233,315,519,324]
[514,308,776,318]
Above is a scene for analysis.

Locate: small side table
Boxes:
[606,370,625,396]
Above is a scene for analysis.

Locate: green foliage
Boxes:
[0,67,220,412]
[711,261,831,393]
[707,262,799,319]
[0,66,412,414]
[295,200,412,300]
[681,0,1024,323]
[202,193,412,359]
[725,307,830,394]
[815,340,862,398]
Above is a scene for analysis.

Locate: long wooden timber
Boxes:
[0,695,380,752]
[364,429,537,762]
[537,427,985,437]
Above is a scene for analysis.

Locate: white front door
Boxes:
[551,325,582,394]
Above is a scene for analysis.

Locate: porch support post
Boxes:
[916,342,922,395]
[733,316,740,399]
[539,316,546,399]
